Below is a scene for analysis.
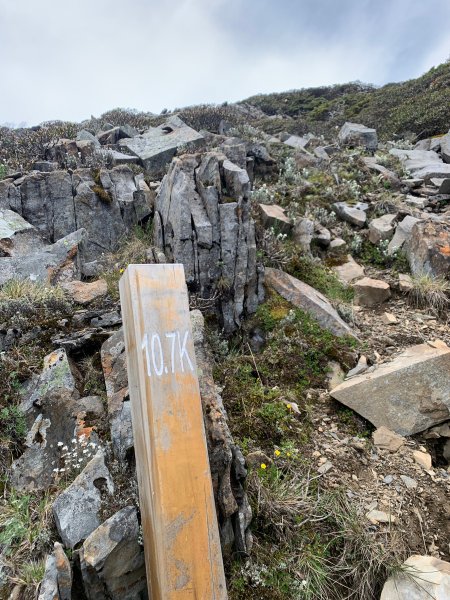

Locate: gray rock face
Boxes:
[338,122,378,151]
[390,148,450,182]
[191,310,252,556]
[440,131,450,163]
[0,228,86,286]
[0,166,153,263]
[293,218,314,253]
[53,450,114,549]
[11,349,80,491]
[80,506,147,600]
[407,219,450,277]
[100,329,133,463]
[38,542,72,600]
[388,215,421,255]
[265,268,356,338]
[380,555,450,600]
[330,340,450,435]
[332,202,367,227]
[154,152,263,332]
[119,116,204,176]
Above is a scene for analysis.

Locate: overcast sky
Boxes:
[1,0,449,126]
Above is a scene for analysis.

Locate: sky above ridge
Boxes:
[1,0,449,126]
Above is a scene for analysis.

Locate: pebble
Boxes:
[400,475,418,489]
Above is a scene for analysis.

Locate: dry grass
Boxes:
[408,273,450,315]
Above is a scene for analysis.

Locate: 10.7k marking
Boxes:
[141,330,194,377]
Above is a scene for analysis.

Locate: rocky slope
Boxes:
[0,76,450,599]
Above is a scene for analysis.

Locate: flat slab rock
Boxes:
[332,255,364,284]
[258,203,292,233]
[380,555,450,599]
[354,277,390,307]
[330,340,450,435]
[265,267,356,338]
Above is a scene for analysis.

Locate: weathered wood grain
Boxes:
[119,264,227,599]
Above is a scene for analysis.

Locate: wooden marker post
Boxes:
[119,264,227,600]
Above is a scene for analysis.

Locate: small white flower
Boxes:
[57,442,63,447]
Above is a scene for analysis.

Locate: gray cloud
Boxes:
[0,0,449,125]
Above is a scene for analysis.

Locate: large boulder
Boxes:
[332,202,366,227]
[153,152,263,332]
[53,450,114,549]
[440,130,450,163]
[380,555,450,599]
[79,506,147,600]
[390,148,450,182]
[330,340,450,435]
[0,228,86,286]
[119,116,204,176]
[265,268,356,338]
[0,208,43,257]
[407,219,450,277]
[338,122,378,151]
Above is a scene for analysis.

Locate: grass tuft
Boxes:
[408,273,449,314]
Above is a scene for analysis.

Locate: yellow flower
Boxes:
[286,403,292,410]
[119,268,125,274]
[260,463,267,470]
[287,452,291,457]
[274,450,281,457]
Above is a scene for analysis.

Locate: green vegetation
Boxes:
[228,462,403,600]
[244,61,450,140]
[286,252,354,303]
[350,238,409,272]
[0,163,7,179]
[0,279,71,330]
[214,290,355,451]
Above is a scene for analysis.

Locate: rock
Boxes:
[381,555,450,599]
[265,268,356,338]
[332,255,364,284]
[332,202,367,227]
[398,273,413,292]
[107,149,140,166]
[284,134,312,150]
[441,131,450,163]
[368,214,397,244]
[407,219,450,277]
[246,451,272,468]
[62,279,108,305]
[413,450,432,470]
[258,204,292,234]
[79,506,146,600]
[100,329,132,463]
[0,167,153,264]
[330,341,450,435]
[390,148,450,182]
[314,146,330,160]
[402,178,424,189]
[154,152,262,332]
[338,122,378,151]
[366,510,396,524]
[38,542,72,600]
[328,238,347,254]
[74,396,105,419]
[373,426,405,452]
[346,355,368,378]
[431,178,450,194]
[77,129,101,147]
[313,225,331,248]
[119,116,204,175]
[381,312,398,325]
[443,439,450,462]
[293,218,314,253]
[0,228,86,286]
[405,195,427,209]
[327,361,345,390]
[317,460,333,474]
[97,125,138,145]
[11,349,81,491]
[400,475,418,489]
[191,310,251,555]
[354,277,391,307]
[362,157,401,188]
[53,450,114,549]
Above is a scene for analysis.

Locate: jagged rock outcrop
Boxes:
[153,152,264,332]
[338,122,378,151]
[79,506,147,600]
[38,542,72,600]
[0,165,154,263]
[407,218,450,277]
[191,310,252,556]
